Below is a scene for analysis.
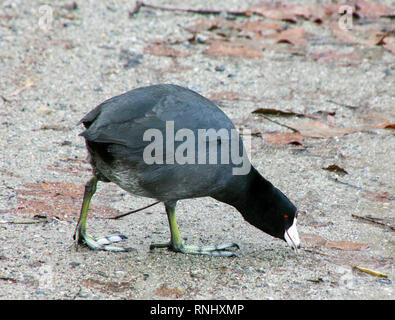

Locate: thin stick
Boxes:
[328,177,362,190]
[0,220,43,224]
[326,99,361,110]
[258,114,300,133]
[352,214,395,231]
[129,1,249,18]
[108,201,161,220]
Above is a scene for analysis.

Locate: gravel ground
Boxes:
[0,0,394,300]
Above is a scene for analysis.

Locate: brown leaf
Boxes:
[323,164,348,175]
[363,191,392,203]
[301,234,369,251]
[203,40,262,58]
[82,279,132,294]
[208,91,239,101]
[248,3,313,22]
[359,112,395,129]
[353,0,394,18]
[381,36,395,54]
[374,120,395,129]
[144,44,190,57]
[310,110,337,123]
[37,124,70,131]
[273,27,308,46]
[184,18,236,33]
[290,121,357,138]
[236,20,282,34]
[311,50,357,63]
[324,240,369,251]
[155,284,184,298]
[300,233,327,248]
[262,131,304,146]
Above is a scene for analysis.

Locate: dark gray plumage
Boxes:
[73,84,300,256]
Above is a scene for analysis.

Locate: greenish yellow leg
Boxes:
[73,177,130,252]
[150,202,239,257]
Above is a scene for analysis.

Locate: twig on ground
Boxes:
[258,114,300,133]
[108,201,161,220]
[326,99,362,110]
[352,214,395,231]
[0,220,43,224]
[129,1,249,18]
[328,177,362,190]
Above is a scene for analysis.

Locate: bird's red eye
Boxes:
[284,215,289,219]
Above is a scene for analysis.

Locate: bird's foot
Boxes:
[149,241,239,257]
[73,227,133,252]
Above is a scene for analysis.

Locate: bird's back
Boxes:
[80,84,250,201]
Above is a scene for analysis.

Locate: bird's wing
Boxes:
[79,85,235,149]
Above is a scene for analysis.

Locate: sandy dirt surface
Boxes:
[0,0,394,300]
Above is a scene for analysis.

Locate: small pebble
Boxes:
[35,107,52,115]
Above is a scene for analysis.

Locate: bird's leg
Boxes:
[150,202,239,257]
[73,177,130,252]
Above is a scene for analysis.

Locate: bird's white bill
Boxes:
[284,218,300,252]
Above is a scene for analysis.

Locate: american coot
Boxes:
[74,84,300,257]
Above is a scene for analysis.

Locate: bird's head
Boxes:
[243,184,301,252]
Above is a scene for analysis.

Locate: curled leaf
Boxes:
[323,165,348,175]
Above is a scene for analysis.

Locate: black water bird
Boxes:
[74,84,300,256]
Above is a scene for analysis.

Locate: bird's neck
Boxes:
[212,166,273,218]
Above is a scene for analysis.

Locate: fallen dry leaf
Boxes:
[248,2,313,22]
[363,191,392,203]
[323,164,348,175]
[353,0,394,18]
[144,44,190,57]
[155,283,184,298]
[37,124,71,131]
[262,131,304,146]
[300,233,327,248]
[184,18,218,33]
[311,50,358,63]
[310,110,336,123]
[203,40,262,58]
[184,18,236,33]
[290,121,357,138]
[236,20,282,34]
[381,36,395,54]
[82,279,132,294]
[209,91,239,101]
[359,112,395,129]
[273,27,308,46]
[374,121,395,129]
[325,240,369,251]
